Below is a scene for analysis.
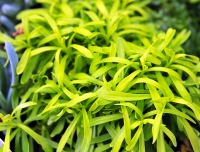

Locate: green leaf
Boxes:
[156,130,166,152]
[116,70,141,91]
[170,75,192,102]
[21,55,39,84]
[43,13,61,42]
[172,98,200,120]
[104,123,117,139]
[178,118,200,152]
[94,144,111,152]
[30,46,60,56]
[116,102,143,119]
[161,125,177,147]
[22,131,29,152]
[90,114,123,126]
[90,134,111,144]
[51,119,65,137]
[126,124,143,151]
[70,44,93,58]
[138,130,145,152]
[109,0,120,18]
[17,123,53,152]
[156,72,174,98]
[3,127,11,152]
[80,128,92,152]
[60,3,74,17]
[152,107,164,143]
[98,89,151,101]
[67,92,97,107]
[96,0,108,18]
[73,27,92,36]
[147,67,181,80]
[11,102,37,116]
[122,106,131,143]
[170,64,198,84]
[82,108,90,139]
[15,130,21,152]
[112,129,125,152]
[57,113,81,152]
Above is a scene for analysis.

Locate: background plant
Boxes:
[0,0,200,152]
[0,0,37,35]
[148,0,200,57]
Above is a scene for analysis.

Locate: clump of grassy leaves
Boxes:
[148,0,200,57]
[0,0,200,151]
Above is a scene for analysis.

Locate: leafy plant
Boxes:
[148,0,200,57]
[0,0,200,152]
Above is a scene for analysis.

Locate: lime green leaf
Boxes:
[116,102,143,119]
[67,92,97,107]
[80,128,92,152]
[161,125,177,147]
[126,124,143,151]
[156,72,174,98]
[156,130,166,152]
[11,102,37,116]
[57,113,81,152]
[122,106,131,143]
[31,46,60,56]
[113,129,125,152]
[116,70,141,91]
[91,134,111,144]
[90,114,123,126]
[172,98,200,120]
[17,123,53,152]
[82,108,90,139]
[3,127,11,152]
[72,73,103,85]
[40,92,62,114]
[98,89,151,101]
[51,119,65,137]
[170,64,198,84]
[21,55,39,84]
[96,0,108,18]
[73,27,92,36]
[60,3,73,17]
[83,11,100,21]
[152,107,164,143]
[70,44,93,58]
[17,48,31,75]
[139,130,145,152]
[94,144,111,152]
[109,0,120,18]
[148,67,181,80]
[170,75,192,102]
[92,64,115,78]
[178,118,200,152]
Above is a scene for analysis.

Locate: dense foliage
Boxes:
[148,0,200,57]
[0,0,200,152]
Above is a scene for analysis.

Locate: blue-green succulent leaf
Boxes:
[5,42,18,102]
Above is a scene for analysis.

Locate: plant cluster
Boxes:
[0,0,200,152]
[148,0,200,57]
